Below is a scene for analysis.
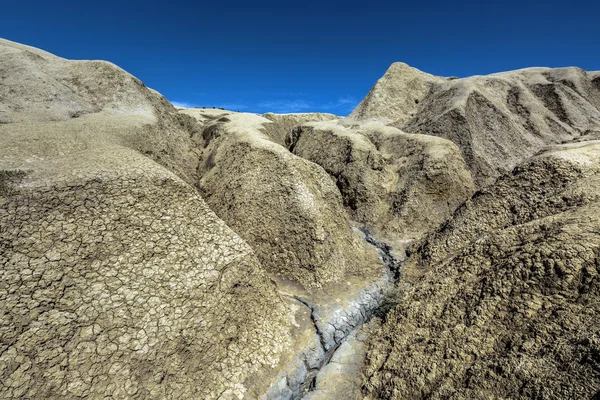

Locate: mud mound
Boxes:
[287,121,474,240]
[180,108,379,288]
[0,38,204,184]
[0,152,293,399]
[262,112,339,145]
[0,38,175,124]
[0,39,293,399]
[351,63,600,186]
[412,141,600,269]
[362,140,600,399]
[347,62,446,125]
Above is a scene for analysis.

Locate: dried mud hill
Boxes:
[351,63,600,186]
[362,139,600,399]
[347,62,447,125]
[287,121,474,240]
[262,112,339,145]
[0,38,175,123]
[179,108,380,288]
[0,38,206,183]
[0,39,294,399]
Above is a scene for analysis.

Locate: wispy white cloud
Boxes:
[171,96,359,114]
[337,96,357,105]
[170,100,249,111]
[321,96,359,113]
[258,100,314,113]
[170,100,197,108]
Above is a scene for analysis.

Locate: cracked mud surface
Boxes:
[304,320,381,400]
[362,141,600,399]
[0,156,292,399]
[263,258,392,400]
[0,39,293,399]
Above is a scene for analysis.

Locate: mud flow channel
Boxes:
[263,227,404,400]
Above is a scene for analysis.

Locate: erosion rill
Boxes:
[299,228,405,400]
[263,227,404,400]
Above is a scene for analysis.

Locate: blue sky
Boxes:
[2,0,599,115]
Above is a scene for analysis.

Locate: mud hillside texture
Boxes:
[350,62,600,187]
[1,37,600,400]
[178,107,380,288]
[0,38,295,399]
[363,140,600,399]
[287,121,474,240]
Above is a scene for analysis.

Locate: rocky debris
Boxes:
[351,63,600,186]
[180,108,380,288]
[362,139,600,399]
[287,120,474,239]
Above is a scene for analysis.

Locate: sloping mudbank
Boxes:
[179,108,378,289]
[0,39,294,399]
[286,120,474,240]
[350,63,600,186]
[362,139,600,399]
[179,107,403,399]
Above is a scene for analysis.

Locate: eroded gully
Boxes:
[262,227,403,400]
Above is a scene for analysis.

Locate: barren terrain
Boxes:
[1,38,599,399]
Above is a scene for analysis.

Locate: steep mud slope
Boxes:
[180,108,379,288]
[0,38,175,123]
[179,109,395,399]
[287,121,474,240]
[362,139,600,399]
[347,62,446,125]
[0,39,293,399]
[351,63,600,186]
[412,136,600,269]
[0,153,292,399]
[0,38,204,183]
